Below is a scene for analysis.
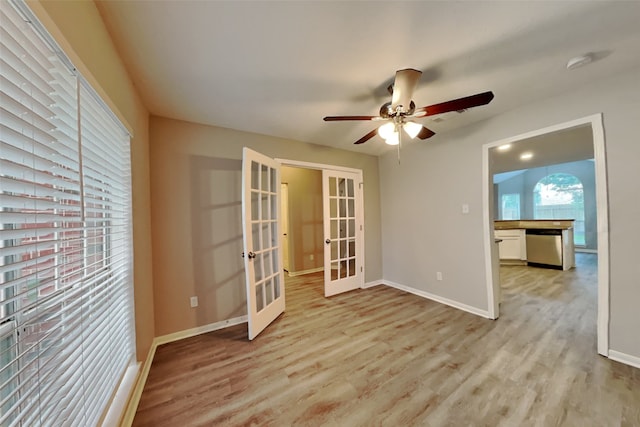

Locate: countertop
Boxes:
[494,219,574,230]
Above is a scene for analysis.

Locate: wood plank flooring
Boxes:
[133,254,640,426]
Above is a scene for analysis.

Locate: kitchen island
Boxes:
[494,220,575,270]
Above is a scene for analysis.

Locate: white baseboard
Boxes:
[608,350,640,369]
[382,280,492,319]
[362,280,383,289]
[155,315,248,345]
[287,267,324,277]
[119,316,248,426]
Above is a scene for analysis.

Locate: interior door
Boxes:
[323,170,363,296]
[241,147,285,340]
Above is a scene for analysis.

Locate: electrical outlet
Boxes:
[436,272,443,281]
[190,296,198,308]
[462,204,469,214]
[310,254,314,261]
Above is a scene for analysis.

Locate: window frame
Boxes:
[0,0,136,424]
[532,173,586,246]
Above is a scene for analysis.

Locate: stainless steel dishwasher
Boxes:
[525,229,563,269]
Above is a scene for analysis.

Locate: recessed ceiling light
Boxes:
[520,152,533,160]
[567,54,592,70]
[497,144,511,151]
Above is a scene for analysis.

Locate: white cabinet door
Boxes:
[495,230,525,260]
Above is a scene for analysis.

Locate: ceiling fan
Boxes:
[323,68,494,148]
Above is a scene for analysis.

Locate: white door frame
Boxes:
[280,182,290,272]
[275,158,365,290]
[481,113,609,356]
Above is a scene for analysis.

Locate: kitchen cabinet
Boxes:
[495,229,526,262]
[494,220,575,270]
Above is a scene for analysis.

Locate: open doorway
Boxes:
[277,159,365,298]
[482,114,609,356]
[280,167,324,277]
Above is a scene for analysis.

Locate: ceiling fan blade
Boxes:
[323,115,379,121]
[354,129,379,145]
[417,126,436,140]
[391,68,422,112]
[413,91,494,118]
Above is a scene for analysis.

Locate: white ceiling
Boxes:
[96,1,640,156]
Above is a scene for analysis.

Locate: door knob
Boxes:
[325,239,331,244]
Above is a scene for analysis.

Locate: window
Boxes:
[500,193,520,220]
[533,173,585,246]
[1,1,135,425]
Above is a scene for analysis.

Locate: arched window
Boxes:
[533,173,585,245]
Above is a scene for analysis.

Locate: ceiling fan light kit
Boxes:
[403,121,422,139]
[377,122,396,140]
[385,131,400,146]
[323,68,495,155]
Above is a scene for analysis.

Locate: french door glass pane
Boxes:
[251,161,260,189]
[265,279,274,305]
[261,164,269,191]
[329,177,337,196]
[273,274,280,299]
[256,283,264,312]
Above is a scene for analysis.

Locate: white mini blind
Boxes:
[0,1,135,425]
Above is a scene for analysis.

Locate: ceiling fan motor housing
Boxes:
[380,101,415,118]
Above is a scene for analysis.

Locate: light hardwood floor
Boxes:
[133,254,640,426]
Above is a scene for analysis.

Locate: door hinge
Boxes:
[361,266,363,272]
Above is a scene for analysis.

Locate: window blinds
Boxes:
[0,1,135,425]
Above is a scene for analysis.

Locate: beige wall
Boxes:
[379,66,640,360]
[150,116,382,336]
[281,167,324,274]
[29,0,154,361]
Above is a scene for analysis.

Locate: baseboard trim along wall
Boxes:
[119,315,248,426]
[608,350,640,369]
[154,315,248,346]
[382,280,492,319]
[362,280,383,289]
[287,267,324,277]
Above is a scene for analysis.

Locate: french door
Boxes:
[241,148,285,340]
[322,170,363,296]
